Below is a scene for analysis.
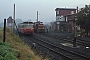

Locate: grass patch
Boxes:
[0,27,3,31]
[0,28,49,60]
[0,42,18,60]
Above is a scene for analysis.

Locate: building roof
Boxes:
[55,8,76,11]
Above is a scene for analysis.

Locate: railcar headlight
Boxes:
[31,28,33,30]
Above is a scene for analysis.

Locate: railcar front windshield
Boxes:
[23,24,33,28]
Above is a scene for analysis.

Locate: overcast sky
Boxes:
[0,0,90,23]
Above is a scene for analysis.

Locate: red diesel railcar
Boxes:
[18,22,34,35]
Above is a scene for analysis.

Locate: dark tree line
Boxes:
[76,5,90,36]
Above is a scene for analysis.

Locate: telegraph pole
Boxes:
[3,19,6,42]
[37,11,38,22]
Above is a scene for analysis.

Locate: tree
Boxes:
[76,5,90,36]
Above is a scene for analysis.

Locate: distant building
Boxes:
[7,16,13,30]
[54,7,77,32]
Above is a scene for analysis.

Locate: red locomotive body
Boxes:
[34,22,45,33]
[18,22,34,35]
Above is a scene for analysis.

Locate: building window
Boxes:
[61,15,63,17]
[71,11,74,14]
[57,22,60,24]
[57,10,59,14]
[57,18,59,20]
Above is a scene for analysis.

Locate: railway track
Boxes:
[40,33,90,47]
[21,35,62,60]
[23,34,90,60]
[34,33,90,59]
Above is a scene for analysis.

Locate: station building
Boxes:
[54,7,78,32]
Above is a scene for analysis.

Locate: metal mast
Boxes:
[12,3,15,32]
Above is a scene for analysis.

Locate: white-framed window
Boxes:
[56,18,59,20]
[61,15,63,17]
[71,11,74,14]
[57,22,60,24]
[57,10,59,14]
[57,25,59,30]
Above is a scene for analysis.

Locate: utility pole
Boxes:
[37,11,38,22]
[3,19,6,43]
[12,3,15,32]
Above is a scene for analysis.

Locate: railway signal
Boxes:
[73,16,77,47]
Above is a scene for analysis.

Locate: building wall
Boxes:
[68,21,74,32]
[67,14,75,21]
[7,16,13,30]
[55,9,76,16]
[7,16,13,23]
[60,10,76,16]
